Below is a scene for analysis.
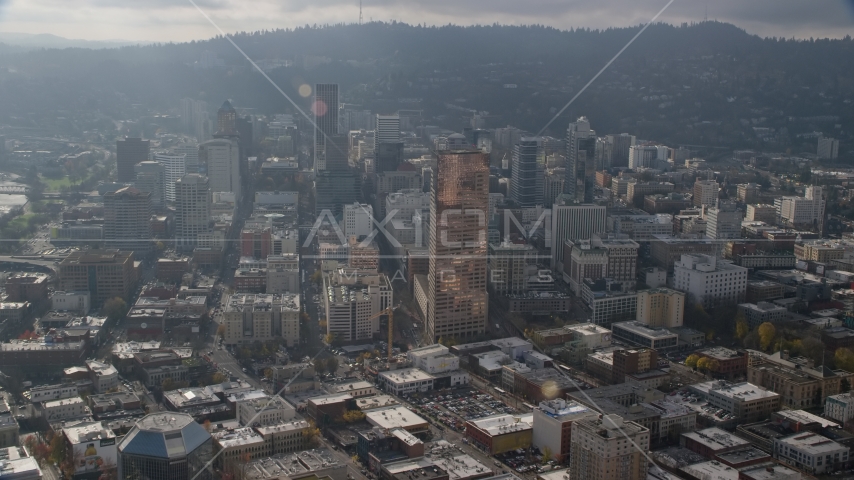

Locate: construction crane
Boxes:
[368,304,400,362]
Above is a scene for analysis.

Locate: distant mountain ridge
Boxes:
[0,31,148,49]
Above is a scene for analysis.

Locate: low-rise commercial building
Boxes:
[738,302,788,328]
[826,393,854,424]
[378,368,435,396]
[688,381,780,423]
[695,347,748,379]
[773,432,849,475]
[465,413,534,455]
[611,321,677,352]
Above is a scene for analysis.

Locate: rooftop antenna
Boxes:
[359,0,363,25]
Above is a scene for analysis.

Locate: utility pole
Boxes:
[359,0,363,25]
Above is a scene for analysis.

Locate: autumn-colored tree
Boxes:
[758,322,777,352]
[735,315,749,340]
[696,357,710,371]
[542,446,552,464]
[161,378,176,391]
[323,333,335,345]
[264,368,274,380]
[342,410,366,423]
[685,354,700,368]
[216,324,227,338]
[310,270,323,285]
[303,420,322,447]
[203,419,212,432]
[835,348,854,373]
[708,359,721,373]
[212,372,226,384]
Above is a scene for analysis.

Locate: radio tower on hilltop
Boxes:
[359,0,363,24]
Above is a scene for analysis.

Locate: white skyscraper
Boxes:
[344,203,374,239]
[628,145,659,169]
[134,161,166,209]
[818,136,839,159]
[199,138,240,201]
[152,151,186,202]
[173,142,200,174]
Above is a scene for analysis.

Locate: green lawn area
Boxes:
[7,213,35,230]
[40,175,80,192]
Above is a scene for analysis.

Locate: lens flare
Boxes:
[541,380,559,400]
[313,99,328,117]
[298,84,312,97]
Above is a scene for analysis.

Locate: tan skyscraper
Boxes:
[426,150,489,342]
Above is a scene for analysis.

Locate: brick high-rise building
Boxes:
[104,187,152,256]
[4,273,49,303]
[59,250,136,306]
[570,414,650,480]
[116,138,150,182]
[426,150,490,341]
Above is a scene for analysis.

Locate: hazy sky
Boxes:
[0,0,852,42]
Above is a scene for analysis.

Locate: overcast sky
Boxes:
[1,0,852,43]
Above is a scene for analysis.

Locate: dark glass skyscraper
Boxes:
[314,83,340,173]
[510,137,542,207]
[116,137,150,182]
[564,117,595,203]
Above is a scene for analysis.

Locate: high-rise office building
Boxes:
[175,174,211,252]
[375,142,404,174]
[426,150,490,341]
[216,100,237,135]
[818,136,839,160]
[628,145,659,169]
[152,152,186,202]
[550,200,607,272]
[705,201,743,240]
[116,138,150,182]
[314,84,339,172]
[636,287,684,328]
[173,142,200,174]
[564,117,596,202]
[104,187,152,255]
[59,250,136,305]
[134,161,166,209]
[569,414,650,480]
[510,138,544,208]
[180,97,209,140]
[199,138,240,200]
[375,114,401,146]
[605,133,636,168]
[344,203,374,239]
[693,179,719,207]
[118,413,213,480]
